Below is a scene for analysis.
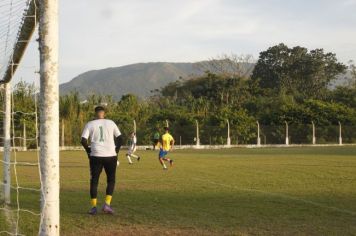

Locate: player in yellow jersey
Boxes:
[158,127,175,170]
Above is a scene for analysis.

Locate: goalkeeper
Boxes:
[81,106,123,215]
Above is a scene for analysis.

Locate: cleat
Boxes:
[137,156,141,162]
[88,207,97,215]
[169,160,174,167]
[129,162,133,165]
[102,204,114,214]
[163,167,168,171]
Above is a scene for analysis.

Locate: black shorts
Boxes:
[153,139,159,144]
[89,156,117,197]
[89,156,117,178]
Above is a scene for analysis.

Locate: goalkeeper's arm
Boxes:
[115,135,123,154]
[81,137,91,158]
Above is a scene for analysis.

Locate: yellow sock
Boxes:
[91,198,97,207]
[105,195,112,205]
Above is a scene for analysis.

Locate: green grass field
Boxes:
[1,146,356,235]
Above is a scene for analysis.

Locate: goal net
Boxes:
[0,0,59,235]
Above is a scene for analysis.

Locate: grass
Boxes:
[1,146,356,235]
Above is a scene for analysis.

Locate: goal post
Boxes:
[1,0,39,84]
[3,82,11,205]
[0,0,60,234]
[38,0,60,235]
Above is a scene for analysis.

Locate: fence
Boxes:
[1,118,356,149]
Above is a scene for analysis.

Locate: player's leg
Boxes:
[102,156,117,214]
[158,149,168,170]
[89,156,104,214]
[131,153,140,160]
[162,157,173,167]
[166,154,173,167]
[169,158,174,167]
[159,157,167,170]
[131,149,140,161]
[133,153,140,159]
[126,153,133,164]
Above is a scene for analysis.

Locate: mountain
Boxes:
[59,62,206,100]
[59,61,352,100]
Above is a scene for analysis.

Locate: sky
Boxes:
[7,0,356,84]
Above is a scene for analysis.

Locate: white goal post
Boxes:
[3,83,11,205]
[38,0,60,234]
[1,0,60,235]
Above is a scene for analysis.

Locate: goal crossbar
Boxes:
[0,0,38,84]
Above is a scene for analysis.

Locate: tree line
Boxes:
[1,43,356,147]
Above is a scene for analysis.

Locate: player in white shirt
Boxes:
[81,106,123,215]
[126,132,141,164]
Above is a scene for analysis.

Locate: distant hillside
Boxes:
[59,62,206,100]
[59,61,352,100]
[59,61,257,100]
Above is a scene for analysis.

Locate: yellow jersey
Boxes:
[161,133,174,151]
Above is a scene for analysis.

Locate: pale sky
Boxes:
[7,0,356,84]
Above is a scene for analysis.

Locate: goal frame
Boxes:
[1,0,60,235]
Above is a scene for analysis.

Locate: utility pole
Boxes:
[256,121,261,146]
[312,121,316,145]
[61,119,64,148]
[338,121,342,145]
[23,120,27,151]
[285,121,289,145]
[195,120,200,148]
[226,119,231,146]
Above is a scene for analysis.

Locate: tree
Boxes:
[348,60,356,87]
[251,43,347,99]
[196,53,255,78]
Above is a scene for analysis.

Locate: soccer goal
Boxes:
[0,0,59,235]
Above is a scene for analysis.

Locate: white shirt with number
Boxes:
[81,119,121,157]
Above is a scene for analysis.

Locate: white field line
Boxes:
[193,177,356,216]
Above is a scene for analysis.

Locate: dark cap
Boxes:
[94,106,105,113]
[164,126,169,131]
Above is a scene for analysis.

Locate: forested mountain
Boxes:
[59,62,205,100]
